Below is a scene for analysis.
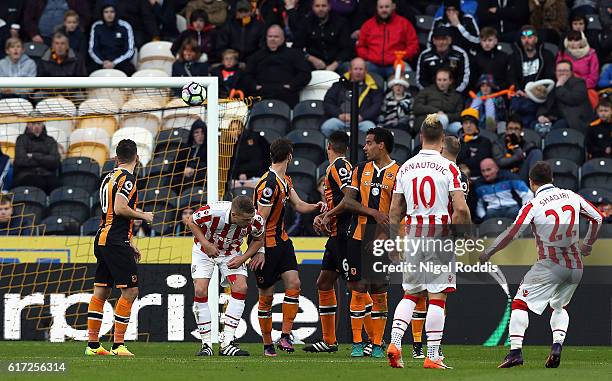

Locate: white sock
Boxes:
[550,308,569,345]
[193,299,211,346]
[509,309,529,350]
[425,303,445,360]
[222,296,246,347]
[390,297,416,349]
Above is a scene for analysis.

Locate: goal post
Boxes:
[0,76,247,343]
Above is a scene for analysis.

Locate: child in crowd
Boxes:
[210,49,247,99]
[586,98,612,159]
[469,74,507,133]
[170,10,216,62]
[379,74,413,130]
[58,10,87,60]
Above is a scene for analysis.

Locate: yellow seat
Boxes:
[78,117,117,136]
[67,142,109,166]
[0,142,15,159]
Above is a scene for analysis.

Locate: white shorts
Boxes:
[514,259,582,315]
[191,244,248,287]
[401,244,456,294]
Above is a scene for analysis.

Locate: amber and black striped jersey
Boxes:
[324,157,353,237]
[254,168,294,247]
[95,168,138,247]
[346,160,399,241]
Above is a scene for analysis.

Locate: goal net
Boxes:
[0,76,249,343]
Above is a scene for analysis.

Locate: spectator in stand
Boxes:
[469,74,507,132]
[149,0,179,41]
[355,0,419,78]
[476,0,529,42]
[171,39,209,96]
[13,113,61,194]
[244,24,311,107]
[94,0,159,48]
[174,206,195,236]
[175,119,207,189]
[508,25,555,92]
[492,113,543,181]
[599,0,612,62]
[429,0,480,55]
[556,30,599,89]
[569,12,601,58]
[528,0,567,45]
[0,1,25,59]
[38,32,87,77]
[0,194,34,236]
[293,0,352,72]
[598,64,612,89]
[379,74,413,131]
[586,98,612,159]
[132,208,152,237]
[596,197,612,223]
[413,67,464,136]
[88,2,136,75]
[216,0,264,64]
[231,129,270,184]
[351,0,420,38]
[457,108,493,177]
[211,49,247,98]
[474,157,533,221]
[472,26,509,89]
[24,0,91,46]
[0,38,37,98]
[536,60,594,132]
[416,26,470,93]
[171,10,216,62]
[320,57,383,136]
[184,0,228,27]
[0,146,12,191]
[57,10,87,61]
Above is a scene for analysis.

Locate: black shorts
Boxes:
[346,237,391,283]
[321,236,347,274]
[255,239,298,289]
[93,244,139,289]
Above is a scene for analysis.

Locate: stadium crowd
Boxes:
[2,0,612,235]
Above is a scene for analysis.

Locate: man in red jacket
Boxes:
[355,0,419,78]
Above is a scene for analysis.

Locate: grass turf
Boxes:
[0,342,610,380]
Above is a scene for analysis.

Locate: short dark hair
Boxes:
[269,138,293,163]
[435,67,454,81]
[480,27,498,40]
[116,139,138,164]
[598,97,612,109]
[529,161,553,186]
[420,114,445,143]
[506,113,523,128]
[232,195,255,215]
[0,194,11,206]
[190,9,208,24]
[443,136,460,157]
[566,30,582,41]
[328,131,349,154]
[366,127,394,154]
[557,59,573,72]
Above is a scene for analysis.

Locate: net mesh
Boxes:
[0,84,252,341]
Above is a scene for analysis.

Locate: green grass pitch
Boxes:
[0,342,610,380]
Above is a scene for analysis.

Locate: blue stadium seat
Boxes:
[155,128,190,153]
[292,100,324,131]
[415,15,434,32]
[139,188,177,223]
[255,127,283,145]
[388,129,412,164]
[546,158,579,191]
[578,187,612,204]
[91,190,102,218]
[179,187,206,209]
[48,186,90,224]
[316,160,329,179]
[81,216,101,236]
[478,217,514,238]
[544,129,585,165]
[249,99,291,135]
[226,187,255,201]
[61,157,101,194]
[581,158,612,190]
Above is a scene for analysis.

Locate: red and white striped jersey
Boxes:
[394,149,463,233]
[485,184,603,269]
[192,201,265,256]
